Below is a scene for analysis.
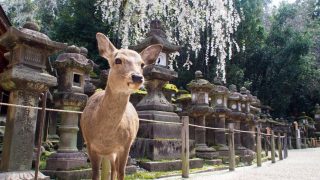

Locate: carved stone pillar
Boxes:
[0,21,64,179]
[45,46,92,176]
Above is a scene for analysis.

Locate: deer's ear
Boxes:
[96,33,117,62]
[140,44,163,65]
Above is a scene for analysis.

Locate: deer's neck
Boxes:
[99,85,130,126]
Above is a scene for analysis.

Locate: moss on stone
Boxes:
[163,83,178,93]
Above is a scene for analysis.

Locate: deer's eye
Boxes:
[141,63,145,69]
[115,58,122,64]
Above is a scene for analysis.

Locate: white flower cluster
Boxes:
[97,0,241,83]
[2,0,58,27]
[1,0,37,26]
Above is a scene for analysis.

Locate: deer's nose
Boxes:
[132,74,143,83]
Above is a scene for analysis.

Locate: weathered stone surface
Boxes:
[133,20,181,166]
[1,90,40,171]
[138,158,203,171]
[138,122,181,139]
[221,156,240,165]
[138,110,180,123]
[131,138,196,160]
[0,171,49,180]
[42,168,91,180]
[0,21,62,173]
[46,152,87,170]
[205,159,223,166]
[0,65,57,92]
[196,151,219,159]
[216,149,230,157]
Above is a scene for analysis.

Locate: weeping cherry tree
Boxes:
[97,0,242,82]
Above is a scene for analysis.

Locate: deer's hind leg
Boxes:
[110,153,117,180]
[87,147,102,180]
[116,148,130,180]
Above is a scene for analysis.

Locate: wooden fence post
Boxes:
[35,92,48,180]
[284,133,288,159]
[278,132,283,160]
[181,116,190,178]
[271,130,276,163]
[228,123,235,171]
[256,127,262,167]
[101,158,111,180]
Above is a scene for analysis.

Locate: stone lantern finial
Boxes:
[66,45,81,53]
[195,70,203,79]
[229,84,237,92]
[23,21,40,32]
[240,87,247,94]
[80,47,88,57]
[213,77,223,85]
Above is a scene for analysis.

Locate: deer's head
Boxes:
[96,33,162,94]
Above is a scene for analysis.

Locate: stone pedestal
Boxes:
[241,122,256,151]
[0,68,56,171]
[134,65,183,160]
[0,90,49,171]
[296,129,301,149]
[46,93,88,172]
[0,171,49,180]
[195,116,218,159]
[47,111,59,145]
[234,120,246,151]
[44,46,92,179]
[214,114,229,153]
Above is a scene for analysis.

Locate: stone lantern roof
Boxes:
[227,84,242,101]
[130,19,181,53]
[211,77,229,96]
[54,45,93,73]
[0,21,66,52]
[187,71,214,92]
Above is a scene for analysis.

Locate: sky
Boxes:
[272,0,296,6]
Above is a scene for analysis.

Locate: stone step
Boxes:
[138,158,203,171]
[204,159,223,166]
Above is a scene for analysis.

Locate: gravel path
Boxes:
[161,148,320,180]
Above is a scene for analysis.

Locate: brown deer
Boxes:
[80,33,162,180]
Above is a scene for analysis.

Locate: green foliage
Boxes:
[229,0,320,117]
[3,0,319,118]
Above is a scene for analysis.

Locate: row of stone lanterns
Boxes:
[185,71,260,160]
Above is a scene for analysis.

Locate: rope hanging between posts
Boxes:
[0,102,290,138]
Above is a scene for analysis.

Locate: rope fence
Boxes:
[0,100,312,178]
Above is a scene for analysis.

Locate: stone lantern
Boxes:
[315,104,320,121]
[0,21,65,178]
[210,78,230,154]
[298,112,308,148]
[227,85,246,151]
[175,87,192,115]
[45,45,92,178]
[240,87,256,151]
[130,20,183,168]
[188,71,216,159]
[314,104,320,140]
[130,19,180,69]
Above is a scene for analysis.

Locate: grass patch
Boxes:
[39,151,54,170]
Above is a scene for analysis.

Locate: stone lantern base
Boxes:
[195,144,218,159]
[132,110,190,160]
[0,171,49,180]
[43,151,89,180]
